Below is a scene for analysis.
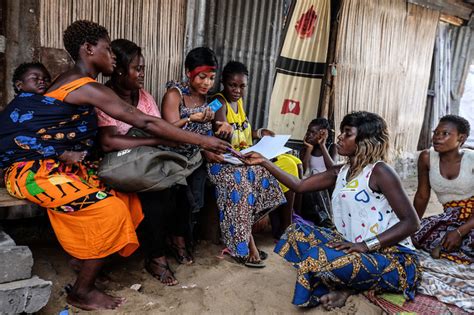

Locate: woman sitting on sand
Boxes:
[0,20,228,311]
[412,115,473,264]
[244,111,421,309]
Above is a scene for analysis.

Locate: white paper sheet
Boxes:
[223,135,292,165]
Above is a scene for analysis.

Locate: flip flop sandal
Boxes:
[145,259,178,286]
[230,254,265,268]
[64,283,73,294]
[258,249,268,260]
[244,260,266,268]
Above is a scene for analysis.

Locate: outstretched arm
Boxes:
[65,83,229,153]
[98,126,176,152]
[244,152,339,193]
[414,150,431,219]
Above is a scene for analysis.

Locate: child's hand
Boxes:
[260,128,275,137]
[303,136,314,149]
[317,129,329,146]
[59,150,87,164]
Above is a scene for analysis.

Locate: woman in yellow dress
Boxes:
[214,61,302,238]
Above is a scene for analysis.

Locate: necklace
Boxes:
[186,94,204,108]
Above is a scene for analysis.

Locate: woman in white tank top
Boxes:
[245,112,421,309]
[413,115,473,264]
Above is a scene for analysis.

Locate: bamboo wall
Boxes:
[39,0,186,104]
[333,0,439,157]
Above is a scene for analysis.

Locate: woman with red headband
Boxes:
[161,47,285,268]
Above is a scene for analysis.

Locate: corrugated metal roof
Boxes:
[185,0,285,129]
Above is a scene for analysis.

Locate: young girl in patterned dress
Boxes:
[213,61,302,239]
[245,111,421,309]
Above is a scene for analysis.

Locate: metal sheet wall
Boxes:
[185,0,285,129]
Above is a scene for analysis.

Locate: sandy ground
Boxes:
[8,177,443,315]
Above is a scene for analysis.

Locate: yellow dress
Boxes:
[215,93,302,193]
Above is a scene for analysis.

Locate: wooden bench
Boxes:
[0,188,30,208]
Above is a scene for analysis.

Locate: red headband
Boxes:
[189,65,216,79]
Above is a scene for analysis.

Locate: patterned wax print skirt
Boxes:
[207,163,285,258]
[275,222,421,307]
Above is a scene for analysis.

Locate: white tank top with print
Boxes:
[331,162,414,249]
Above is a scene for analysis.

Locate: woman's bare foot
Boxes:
[67,287,125,311]
[146,257,178,286]
[320,290,352,310]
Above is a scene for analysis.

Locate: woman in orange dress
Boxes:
[0,20,228,311]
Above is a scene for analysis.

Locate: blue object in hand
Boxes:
[208,99,223,112]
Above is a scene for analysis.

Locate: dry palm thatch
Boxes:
[333,0,439,158]
[40,0,186,105]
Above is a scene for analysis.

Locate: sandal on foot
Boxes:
[258,249,268,260]
[169,244,194,265]
[145,259,178,286]
[64,283,73,294]
[231,255,266,268]
[244,260,266,268]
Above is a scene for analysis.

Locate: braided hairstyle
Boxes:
[63,20,109,61]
